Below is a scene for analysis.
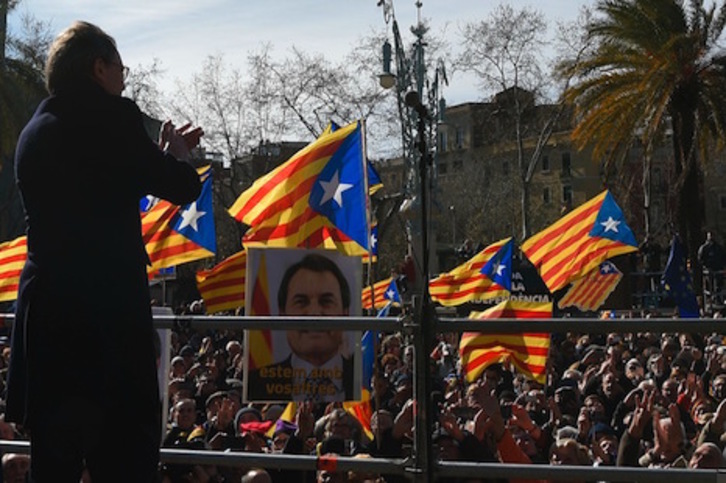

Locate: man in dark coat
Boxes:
[247,253,355,401]
[7,21,202,482]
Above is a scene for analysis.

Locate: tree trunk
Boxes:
[642,143,652,237]
[521,180,530,240]
[671,96,704,293]
[0,0,7,65]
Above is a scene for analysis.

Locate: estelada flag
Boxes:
[558,260,622,312]
[230,121,370,256]
[521,190,637,293]
[429,238,511,306]
[142,166,216,272]
[460,299,551,384]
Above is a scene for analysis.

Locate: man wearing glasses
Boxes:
[7,21,203,482]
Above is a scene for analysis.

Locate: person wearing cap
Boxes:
[199,390,239,449]
[178,344,197,375]
[247,253,355,401]
[235,406,263,427]
[170,356,187,379]
[6,21,203,482]
[588,422,619,466]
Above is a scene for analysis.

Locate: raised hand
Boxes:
[439,411,464,441]
[628,389,654,439]
[295,401,315,440]
[393,398,415,439]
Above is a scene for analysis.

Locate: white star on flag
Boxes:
[319,170,353,208]
[600,216,620,233]
[178,202,206,231]
[386,289,396,299]
[370,232,378,249]
[494,263,506,276]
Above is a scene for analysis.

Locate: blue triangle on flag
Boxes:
[589,192,637,246]
[480,239,513,291]
[384,279,401,304]
[309,123,368,249]
[172,171,216,253]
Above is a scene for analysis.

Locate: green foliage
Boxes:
[560,0,726,261]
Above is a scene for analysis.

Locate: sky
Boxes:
[8,0,594,106]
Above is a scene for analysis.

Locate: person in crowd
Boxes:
[159,314,726,481]
[163,398,198,447]
[7,20,203,482]
[2,453,30,483]
[699,232,726,276]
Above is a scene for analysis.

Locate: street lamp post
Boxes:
[449,205,456,245]
[377,1,447,480]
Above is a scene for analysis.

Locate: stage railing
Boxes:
[1,312,725,482]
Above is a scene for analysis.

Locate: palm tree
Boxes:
[560,0,726,276]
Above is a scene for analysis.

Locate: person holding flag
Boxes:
[7,21,203,482]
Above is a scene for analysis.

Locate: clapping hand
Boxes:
[159,120,204,161]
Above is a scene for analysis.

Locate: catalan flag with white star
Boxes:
[429,238,512,306]
[522,191,637,293]
[558,260,622,312]
[142,166,216,272]
[229,121,370,256]
[362,277,402,311]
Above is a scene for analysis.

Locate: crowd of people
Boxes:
[149,306,726,481]
[1,308,726,481]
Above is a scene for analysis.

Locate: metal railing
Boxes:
[1,312,726,481]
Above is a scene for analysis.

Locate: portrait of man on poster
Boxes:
[245,249,361,402]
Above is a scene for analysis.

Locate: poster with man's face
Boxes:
[243,248,362,402]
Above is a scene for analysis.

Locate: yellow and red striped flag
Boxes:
[521,190,637,293]
[0,236,27,303]
[247,250,273,370]
[429,238,511,306]
[362,277,393,310]
[196,250,247,315]
[229,121,370,256]
[460,299,551,384]
[343,388,374,441]
[558,260,622,312]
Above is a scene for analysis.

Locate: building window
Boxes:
[502,161,510,176]
[456,127,464,149]
[543,187,551,204]
[720,195,726,210]
[439,163,447,175]
[453,159,463,171]
[561,152,571,177]
[541,154,550,172]
[439,131,448,153]
[563,185,573,204]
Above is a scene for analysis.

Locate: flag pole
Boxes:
[360,119,377,315]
